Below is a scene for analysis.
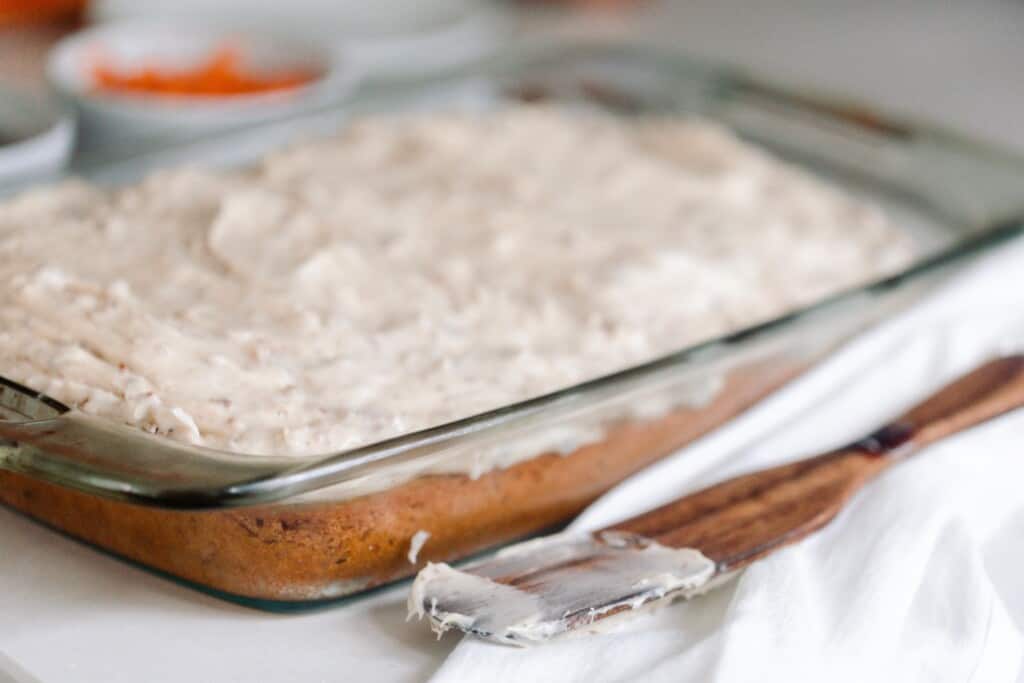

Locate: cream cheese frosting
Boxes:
[407,531,718,645]
[0,107,913,456]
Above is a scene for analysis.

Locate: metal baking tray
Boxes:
[1,42,1022,605]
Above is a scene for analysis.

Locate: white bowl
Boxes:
[88,0,501,84]
[0,87,75,191]
[47,21,354,144]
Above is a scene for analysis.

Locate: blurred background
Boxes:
[1,0,1022,162]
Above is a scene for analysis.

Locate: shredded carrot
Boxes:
[90,45,316,98]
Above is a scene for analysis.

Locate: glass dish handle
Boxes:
[0,376,304,508]
[715,79,1024,229]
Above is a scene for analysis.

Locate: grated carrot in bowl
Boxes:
[90,45,317,98]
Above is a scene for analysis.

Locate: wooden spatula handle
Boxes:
[863,354,1024,454]
[609,355,1024,571]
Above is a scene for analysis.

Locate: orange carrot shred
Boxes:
[90,44,315,98]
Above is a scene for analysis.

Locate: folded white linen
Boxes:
[428,237,1024,683]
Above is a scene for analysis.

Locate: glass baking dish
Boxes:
[1,42,1022,606]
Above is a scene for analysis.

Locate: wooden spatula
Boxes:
[408,355,1024,645]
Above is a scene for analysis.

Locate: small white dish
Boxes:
[47,21,354,142]
[89,0,503,85]
[0,87,75,191]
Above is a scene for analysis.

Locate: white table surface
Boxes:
[3,2,1024,681]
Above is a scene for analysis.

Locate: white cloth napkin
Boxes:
[427,236,1024,683]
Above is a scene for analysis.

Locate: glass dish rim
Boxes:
[2,40,1023,509]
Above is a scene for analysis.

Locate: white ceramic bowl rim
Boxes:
[0,86,69,141]
[48,20,342,111]
[0,87,75,188]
